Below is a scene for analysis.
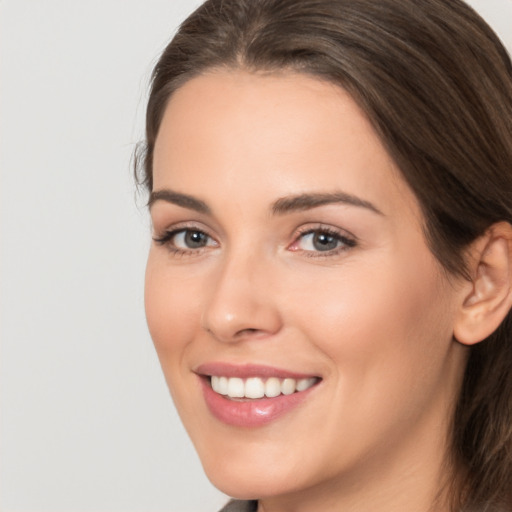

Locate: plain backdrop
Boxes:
[1,1,511,511]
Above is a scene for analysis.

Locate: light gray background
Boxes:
[1,1,511,511]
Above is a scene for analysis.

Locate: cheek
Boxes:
[144,255,209,427]
[287,252,456,400]
[144,254,202,360]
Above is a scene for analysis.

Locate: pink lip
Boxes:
[196,363,320,428]
[195,362,316,379]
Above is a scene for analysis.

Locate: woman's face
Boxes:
[145,70,467,503]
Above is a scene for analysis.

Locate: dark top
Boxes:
[219,500,258,512]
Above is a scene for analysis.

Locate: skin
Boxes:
[145,70,470,512]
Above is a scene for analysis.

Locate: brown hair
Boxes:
[136,0,512,509]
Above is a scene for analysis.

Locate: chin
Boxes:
[196,434,330,502]
[192,435,292,499]
[205,466,295,501]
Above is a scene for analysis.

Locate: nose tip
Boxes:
[202,302,282,343]
[200,261,282,343]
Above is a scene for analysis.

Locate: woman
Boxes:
[136,0,512,510]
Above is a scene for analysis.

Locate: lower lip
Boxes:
[200,377,317,427]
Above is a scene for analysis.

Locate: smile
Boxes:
[210,375,318,399]
[196,364,321,427]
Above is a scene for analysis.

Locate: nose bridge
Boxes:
[201,244,281,342]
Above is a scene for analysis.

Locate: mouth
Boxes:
[196,363,322,427]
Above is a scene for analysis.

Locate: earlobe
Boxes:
[454,222,512,346]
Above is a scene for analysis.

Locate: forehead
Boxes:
[152,69,419,220]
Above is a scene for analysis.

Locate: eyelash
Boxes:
[153,225,217,257]
[152,225,357,258]
[289,225,357,258]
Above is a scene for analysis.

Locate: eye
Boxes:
[174,229,211,249]
[153,228,218,253]
[299,231,340,251]
[289,227,356,255]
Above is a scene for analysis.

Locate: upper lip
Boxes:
[195,362,320,380]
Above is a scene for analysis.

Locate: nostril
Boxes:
[235,328,261,338]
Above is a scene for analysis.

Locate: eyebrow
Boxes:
[271,192,383,216]
[148,189,211,214]
[148,189,382,216]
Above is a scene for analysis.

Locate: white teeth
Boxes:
[210,375,318,399]
[297,377,317,392]
[245,377,265,399]
[282,378,296,395]
[227,377,245,398]
[211,376,229,395]
[218,376,228,395]
[264,377,281,398]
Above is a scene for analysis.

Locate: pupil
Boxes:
[185,231,207,248]
[313,232,338,251]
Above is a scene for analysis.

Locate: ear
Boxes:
[454,222,512,346]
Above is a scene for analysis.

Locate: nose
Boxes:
[201,251,283,343]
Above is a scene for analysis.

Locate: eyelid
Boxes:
[152,219,213,237]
